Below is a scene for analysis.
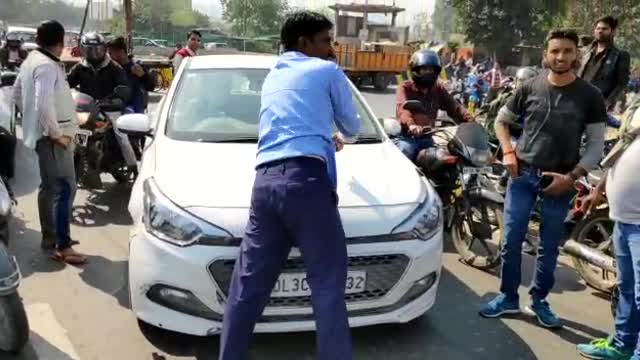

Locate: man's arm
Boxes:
[441,87,473,123]
[574,91,607,177]
[113,64,131,102]
[606,51,631,108]
[12,73,22,112]
[173,54,184,71]
[329,67,360,138]
[34,64,63,139]
[140,66,157,92]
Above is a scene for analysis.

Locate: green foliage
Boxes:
[220,0,289,37]
[0,0,85,27]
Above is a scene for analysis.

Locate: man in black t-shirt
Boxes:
[479,30,606,329]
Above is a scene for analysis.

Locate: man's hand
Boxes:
[54,136,72,149]
[333,133,345,152]
[541,172,575,196]
[503,152,518,178]
[131,64,145,78]
[580,189,605,216]
[408,125,423,137]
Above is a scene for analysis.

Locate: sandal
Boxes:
[51,250,88,265]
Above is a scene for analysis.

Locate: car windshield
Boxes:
[9,32,36,43]
[166,68,382,143]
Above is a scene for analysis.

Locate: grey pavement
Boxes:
[0,88,613,360]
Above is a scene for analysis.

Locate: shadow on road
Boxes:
[1,332,77,360]
[72,183,133,227]
[138,268,538,360]
[79,255,130,309]
[9,216,65,279]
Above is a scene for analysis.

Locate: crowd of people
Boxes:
[0,9,639,360]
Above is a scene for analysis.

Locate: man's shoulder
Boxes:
[574,77,604,97]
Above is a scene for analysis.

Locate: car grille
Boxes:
[209,254,410,307]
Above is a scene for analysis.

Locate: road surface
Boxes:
[3,87,613,360]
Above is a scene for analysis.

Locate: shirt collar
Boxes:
[281,51,308,59]
[36,48,61,63]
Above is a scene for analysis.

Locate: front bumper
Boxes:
[128,224,443,336]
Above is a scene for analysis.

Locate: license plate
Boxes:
[463,166,492,175]
[74,129,92,147]
[271,271,367,298]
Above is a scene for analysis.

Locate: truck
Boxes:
[334,42,412,90]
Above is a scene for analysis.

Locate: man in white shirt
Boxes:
[13,20,86,265]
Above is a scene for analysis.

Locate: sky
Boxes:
[63,0,433,26]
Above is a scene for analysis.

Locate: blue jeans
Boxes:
[393,135,434,161]
[499,167,574,301]
[612,222,640,358]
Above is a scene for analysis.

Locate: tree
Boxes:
[220,0,289,37]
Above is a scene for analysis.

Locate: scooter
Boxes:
[0,70,29,354]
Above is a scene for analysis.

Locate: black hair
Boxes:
[596,15,619,30]
[544,29,579,49]
[280,11,333,51]
[107,36,127,51]
[36,20,65,48]
[187,30,202,39]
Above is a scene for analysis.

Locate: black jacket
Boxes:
[67,58,130,102]
[578,43,631,107]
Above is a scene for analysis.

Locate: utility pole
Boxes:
[123,0,134,52]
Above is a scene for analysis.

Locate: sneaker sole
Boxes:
[524,306,563,329]
[479,308,521,318]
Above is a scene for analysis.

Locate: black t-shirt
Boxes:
[505,74,606,173]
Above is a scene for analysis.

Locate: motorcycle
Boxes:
[387,101,505,270]
[0,71,29,353]
[73,86,140,189]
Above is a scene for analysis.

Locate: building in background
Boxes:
[89,0,113,21]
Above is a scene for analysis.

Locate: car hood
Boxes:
[153,138,425,209]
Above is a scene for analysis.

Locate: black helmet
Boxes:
[409,50,442,88]
[409,50,442,73]
[81,32,107,65]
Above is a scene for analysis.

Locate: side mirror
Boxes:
[0,72,17,88]
[117,114,152,136]
[114,85,131,101]
[382,118,401,137]
[402,100,427,114]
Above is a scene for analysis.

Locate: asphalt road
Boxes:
[2,87,613,360]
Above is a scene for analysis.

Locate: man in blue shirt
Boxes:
[219,11,360,360]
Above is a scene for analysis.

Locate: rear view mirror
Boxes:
[114,85,131,101]
[402,100,427,114]
[0,72,17,88]
[117,114,152,136]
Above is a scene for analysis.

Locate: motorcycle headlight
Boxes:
[390,181,442,241]
[467,147,492,167]
[143,178,235,247]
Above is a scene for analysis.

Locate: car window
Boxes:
[10,32,35,43]
[166,68,382,143]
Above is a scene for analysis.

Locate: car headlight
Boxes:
[390,180,442,241]
[143,178,235,247]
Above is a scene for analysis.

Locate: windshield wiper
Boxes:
[196,137,259,143]
[353,136,382,144]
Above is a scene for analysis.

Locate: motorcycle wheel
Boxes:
[451,200,504,270]
[570,209,616,293]
[0,292,29,353]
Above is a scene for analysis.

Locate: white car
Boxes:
[5,27,37,51]
[120,55,443,336]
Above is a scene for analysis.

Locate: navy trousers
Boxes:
[219,157,352,360]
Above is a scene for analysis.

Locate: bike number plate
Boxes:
[75,129,92,147]
[463,166,492,175]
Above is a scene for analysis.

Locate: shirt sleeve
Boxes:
[587,88,607,124]
[173,54,184,70]
[34,64,62,139]
[329,66,360,137]
[497,84,528,125]
[578,123,606,171]
[12,72,22,112]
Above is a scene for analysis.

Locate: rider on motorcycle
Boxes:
[485,66,539,140]
[395,49,474,161]
[0,34,27,70]
[67,32,130,104]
